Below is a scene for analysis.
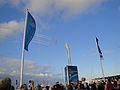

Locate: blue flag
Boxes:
[24,12,36,51]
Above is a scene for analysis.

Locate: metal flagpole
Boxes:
[67,66,70,85]
[100,59,105,80]
[95,37,105,80]
[67,47,71,65]
[20,9,28,87]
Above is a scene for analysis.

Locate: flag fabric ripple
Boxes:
[24,12,36,51]
[95,37,104,60]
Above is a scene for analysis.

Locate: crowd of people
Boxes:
[0,77,120,90]
[51,78,120,90]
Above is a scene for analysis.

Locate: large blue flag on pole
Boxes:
[24,11,36,51]
[95,37,104,60]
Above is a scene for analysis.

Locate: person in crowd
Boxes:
[46,85,50,90]
[31,80,35,90]
[77,81,84,90]
[10,85,15,90]
[67,83,73,90]
[81,77,90,90]
[35,84,42,90]
[101,80,106,90]
[27,80,35,90]
[106,79,114,90]
[20,84,28,90]
[96,81,104,90]
[28,80,32,90]
[89,81,96,90]
[60,83,66,90]
[52,81,64,90]
[0,77,13,90]
[117,79,120,90]
[112,80,117,90]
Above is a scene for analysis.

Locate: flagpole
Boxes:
[95,37,105,81]
[20,9,28,87]
[67,47,71,65]
[67,66,70,85]
[100,59,105,80]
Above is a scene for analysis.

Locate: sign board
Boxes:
[65,66,79,83]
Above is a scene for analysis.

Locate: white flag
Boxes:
[65,42,71,65]
[65,42,70,50]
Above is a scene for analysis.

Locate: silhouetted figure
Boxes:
[35,84,42,90]
[77,81,84,90]
[106,79,114,90]
[0,77,12,90]
[46,85,50,90]
[89,82,96,90]
[52,82,64,90]
[96,81,104,90]
[20,84,28,90]
[117,79,120,90]
[10,85,15,90]
[113,80,117,90]
[67,84,73,90]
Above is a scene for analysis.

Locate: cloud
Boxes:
[0,58,63,85]
[26,0,53,14]
[0,71,5,74]
[0,0,105,17]
[0,58,61,78]
[54,0,103,17]
[0,20,23,41]
[0,0,23,8]
[0,0,106,41]
[25,0,104,17]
